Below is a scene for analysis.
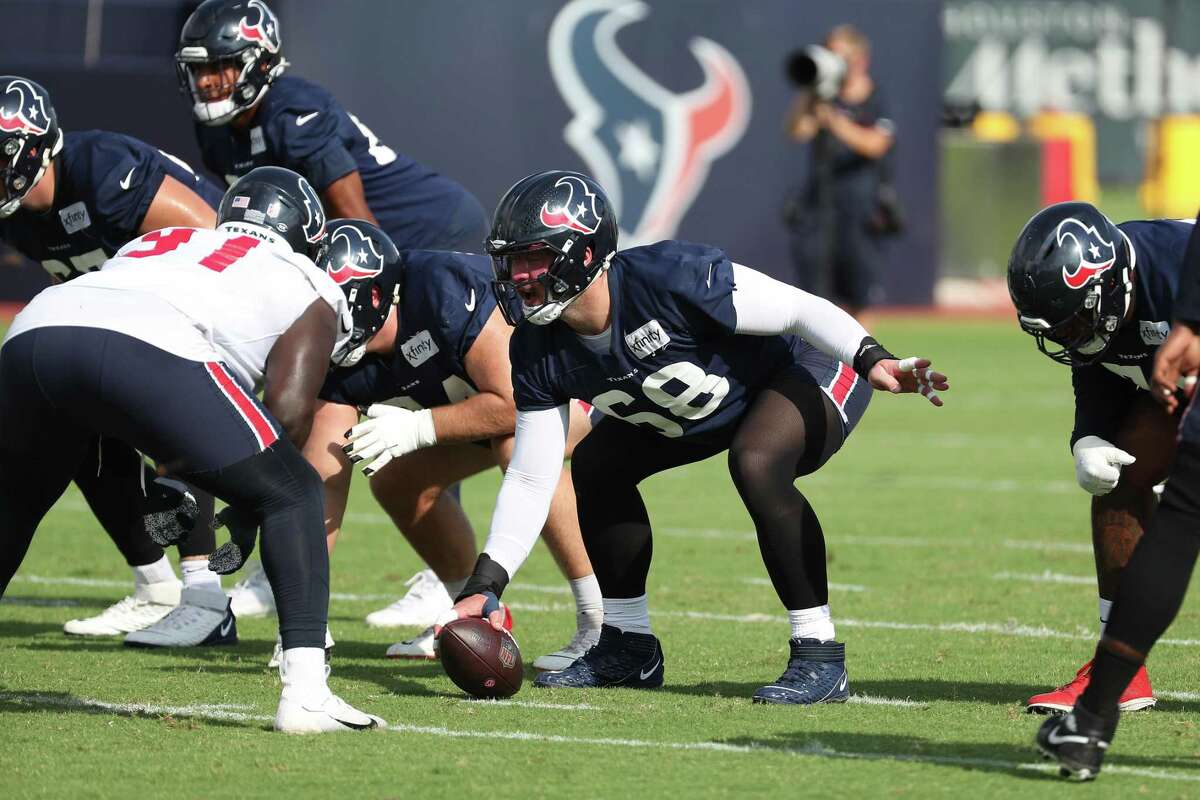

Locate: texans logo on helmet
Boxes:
[296,176,326,244]
[0,79,50,136]
[1057,217,1117,290]
[326,223,383,284]
[540,175,603,234]
[238,0,281,54]
[548,0,750,246]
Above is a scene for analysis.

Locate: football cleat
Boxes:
[227,562,275,618]
[534,624,663,689]
[63,580,181,636]
[1026,659,1156,714]
[364,569,452,628]
[1036,703,1118,781]
[753,639,850,705]
[268,628,336,668]
[274,691,385,734]
[124,586,237,648]
[532,625,602,672]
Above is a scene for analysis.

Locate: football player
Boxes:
[302,219,601,670]
[0,75,234,647]
[434,171,947,703]
[173,0,491,615]
[1036,211,1200,780]
[1007,201,1194,714]
[0,166,383,733]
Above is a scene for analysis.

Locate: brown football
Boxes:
[439,618,523,699]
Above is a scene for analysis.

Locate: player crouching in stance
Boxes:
[1007,202,1193,715]
[440,170,947,703]
[0,166,382,733]
[296,220,603,669]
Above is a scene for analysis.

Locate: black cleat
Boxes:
[753,639,849,705]
[1036,703,1118,781]
[534,624,664,689]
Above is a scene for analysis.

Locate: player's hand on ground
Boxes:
[433,592,507,635]
[343,404,437,477]
[867,357,948,406]
[1153,322,1200,413]
[1072,435,1135,496]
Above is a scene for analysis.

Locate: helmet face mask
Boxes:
[1007,201,1133,367]
[486,171,618,327]
[175,0,285,126]
[0,76,63,218]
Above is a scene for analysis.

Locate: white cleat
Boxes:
[364,569,451,628]
[385,625,437,660]
[63,580,181,636]
[533,626,602,672]
[227,562,275,618]
[124,587,237,648]
[269,628,336,669]
[274,691,386,734]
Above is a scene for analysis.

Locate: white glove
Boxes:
[343,404,437,477]
[1072,435,1136,496]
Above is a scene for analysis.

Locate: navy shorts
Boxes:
[789,341,872,439]
[0,326,282,473]
[1179,390,1200,446]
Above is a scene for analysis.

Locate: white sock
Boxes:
[280,647,330,695]
[444,577,468,599]
[180,559,221,591]
[571,574,603,631]
[789,605,835,642]
[131,555,177,587]
[602,594,652,635]
[1099,597,1113,636]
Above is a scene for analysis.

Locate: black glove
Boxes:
[143,477,199,547]
[207,506,261,575]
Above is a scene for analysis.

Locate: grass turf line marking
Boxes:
[1158,691,1200,702]
[460,699,597,711]
[742,577,867,593]
[992,571,1094,585]
[4,691,1193,784]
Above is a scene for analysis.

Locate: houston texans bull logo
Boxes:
[0,79,50,136]
[296,176,326,244]
[326,223,384,285]
[1057,217,1117,290]
[547,0,750,246]
[540,175,603,235]
[238,0,281,54]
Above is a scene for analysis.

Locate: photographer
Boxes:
[786,25,896,320]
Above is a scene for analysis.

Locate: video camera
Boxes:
[786,45,847,100]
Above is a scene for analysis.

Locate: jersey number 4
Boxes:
[125,228,260,272]
[591,362,730,437]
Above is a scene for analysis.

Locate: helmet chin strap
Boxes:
[523,251,614,326]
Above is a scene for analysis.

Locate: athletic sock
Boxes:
[280,647,330,695]
[444,577,468,599]
[131,555,177,587]
[602,594,652,635]
[180,559,222,591]
[1079,646,1141,716]
[1098,597,1113,636]
[788,605,835,642]
[571,574,604,631]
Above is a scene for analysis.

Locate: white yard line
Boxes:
[460,698,596,711]
[1158,691,1200,702]
[1,691,1193,783]
[992,571,1094,585]
[742,577,867,593]
[846,694,926,708]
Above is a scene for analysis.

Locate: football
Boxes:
[438,618,524,699]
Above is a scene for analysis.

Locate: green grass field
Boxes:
[3,317,1199,798]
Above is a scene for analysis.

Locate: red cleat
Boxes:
[1026,659,1156,713]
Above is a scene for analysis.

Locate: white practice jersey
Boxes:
[6,226,352,392]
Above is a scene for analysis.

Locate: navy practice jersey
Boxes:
[511,241,814,443]
[0,131,223,282]
[320,250,495,410]
[1070,218,1194,446]
[193,75,486,252]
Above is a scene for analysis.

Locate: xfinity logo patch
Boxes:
[1140,320,1169,345]
[624,319,670,359]
[58,202,91,234]
[401,330,439,367]
[250,126,266,155]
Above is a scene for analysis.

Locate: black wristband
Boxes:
[456,553,511,602]
[852,336,896,380]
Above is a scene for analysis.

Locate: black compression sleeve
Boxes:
[457,553,511,601]
[852,336,896,379]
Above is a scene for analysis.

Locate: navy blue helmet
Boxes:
[0,76,63,217]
